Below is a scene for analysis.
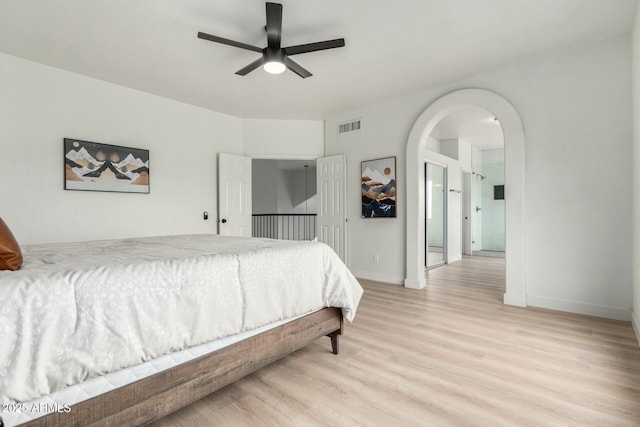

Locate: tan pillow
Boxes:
[0,217,23,271]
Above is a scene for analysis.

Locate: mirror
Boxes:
[426,163,447,268]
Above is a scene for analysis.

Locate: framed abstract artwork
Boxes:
[64,138,150,194]
[361,156,397,218]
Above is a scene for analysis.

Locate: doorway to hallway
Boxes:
[251,159,317,241]
[405,88,525,308]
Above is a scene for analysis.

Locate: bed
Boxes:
[0,233,363,426]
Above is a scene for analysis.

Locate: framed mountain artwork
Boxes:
[361,156,397,218]
[64,138,150,194]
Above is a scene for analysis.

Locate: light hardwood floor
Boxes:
[152,256,640,426]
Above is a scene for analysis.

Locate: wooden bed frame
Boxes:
[20,307,343,427]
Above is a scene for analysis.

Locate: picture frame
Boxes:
[64,138,150,194]
[361,156,397,218]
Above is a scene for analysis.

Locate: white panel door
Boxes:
[317,154,347,262]
[218,153,251,237]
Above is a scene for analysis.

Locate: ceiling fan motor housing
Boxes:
[264,47,285,63]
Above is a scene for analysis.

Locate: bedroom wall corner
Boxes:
[0,52,244,244]
[242,118,324,158]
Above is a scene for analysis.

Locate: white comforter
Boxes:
[0,234,363,403]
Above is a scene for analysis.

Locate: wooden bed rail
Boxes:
[21,307,343,427]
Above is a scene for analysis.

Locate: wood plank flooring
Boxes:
[151,256,640,426]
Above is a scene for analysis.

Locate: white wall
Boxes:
[426,136,441,152]
[252,160,317,215]
[325,35,632,320]
[458,139,473,172]
[0,53,326,246]
[482,148,504,164]
[276,167,317,214]
[438,138,473,172]
[243,119,324,158]
[252,160,279,214]
[0,53,243,244]
[440,139,459,161]
[632,5,640,341]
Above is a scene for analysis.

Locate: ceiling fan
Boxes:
[197,2,345,78]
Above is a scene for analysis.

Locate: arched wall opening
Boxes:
[405,88,526,306]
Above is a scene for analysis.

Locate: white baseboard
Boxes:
[350,269,404,285]
[503,292,527,307]
[403,277,424,289]
[527,295,631,321]
[632,310,640,348]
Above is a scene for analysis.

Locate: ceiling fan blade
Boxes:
[283,38,345,56]
[284,57,312,78]
[265,2,283,49]
[235,57,266,76]
[198,32,263,53]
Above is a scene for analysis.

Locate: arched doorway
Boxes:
[404,89,526,307]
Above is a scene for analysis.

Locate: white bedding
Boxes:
[0,234,363,405]
[1,311,311,426]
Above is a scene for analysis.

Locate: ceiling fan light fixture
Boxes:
[263,60,286,74]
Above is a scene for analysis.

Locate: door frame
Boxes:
[404,88,526,308]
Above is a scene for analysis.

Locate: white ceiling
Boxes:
[0,0,636,119]
[430,106,504,150]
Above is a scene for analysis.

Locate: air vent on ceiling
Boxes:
[338,119,361,134]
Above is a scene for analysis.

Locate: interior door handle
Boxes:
[221,218,227,223]
[475,206,482,212]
